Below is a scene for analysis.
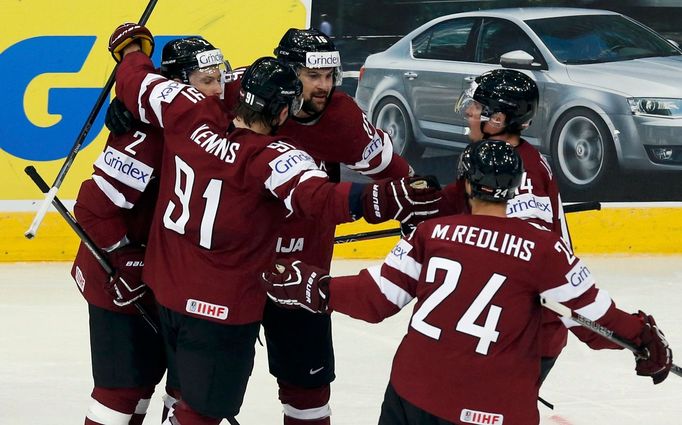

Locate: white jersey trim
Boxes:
[560,289,612,328]
[94,146,154,192]
[278,169,328,216]
[368,264,414,308]
[385,239,421,281]
[92,175,134,209]
[506,192,553,224]
[86,397,132,425]
[266,150,319,193]
[282,403,331,420]
[138,73,165,124]
[147,79,187,128]
[347,132,394,176]
[540,260,595,303]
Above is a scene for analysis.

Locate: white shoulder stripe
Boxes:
[265,150,320,193]
[138,73,165,124]
[540,260,595,302]
[347,132,394,175]
[146,79,187,127]
[92,175,134,209]
[560,289,612,328]
[384,239,421,281]
[276,169,328,216]
[367,264,414,308]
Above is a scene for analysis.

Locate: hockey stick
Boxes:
[24,166,160,334]
[334,201,602,244]
[25,0,159,240]
[562,201,601,214]
[540,296,682,378]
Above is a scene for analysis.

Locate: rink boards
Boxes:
[2,203,681,261]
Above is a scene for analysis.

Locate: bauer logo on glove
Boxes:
[362,176,442,225]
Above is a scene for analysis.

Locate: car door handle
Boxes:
[464,76,477,82]
[404,71,419,80]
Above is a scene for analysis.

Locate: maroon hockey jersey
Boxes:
[115,52,354,324]
[223,73,411,268]
[441,139,571,357]
[328,215,642,424]
[275,92,411,268]
[71,123,162,314]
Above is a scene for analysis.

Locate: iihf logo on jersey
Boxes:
[185,298,229,320]
[460,408,503,425]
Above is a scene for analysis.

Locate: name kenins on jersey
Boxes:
[190,124,240,163]
[431,224,535,261]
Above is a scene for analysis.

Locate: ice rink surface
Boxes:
[1,256,681,424]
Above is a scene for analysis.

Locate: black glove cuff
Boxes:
[348,182,366,220]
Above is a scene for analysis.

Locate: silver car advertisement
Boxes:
[313,0,682,201]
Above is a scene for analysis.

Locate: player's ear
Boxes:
[278,105,290,125]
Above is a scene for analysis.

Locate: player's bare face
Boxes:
[464,102,506,140]
[188,67,223,97]
[464,102,484,141]
[298,67,334,115]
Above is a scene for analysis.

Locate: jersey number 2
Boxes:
[411,257,506,355]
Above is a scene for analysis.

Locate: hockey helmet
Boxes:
[455,69,538,133]
[160,37,230,84]
[457,139,524,202]
[274,28,342,86]
[240,56,303,117]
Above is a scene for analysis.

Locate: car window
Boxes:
[527,14,681,64]
[412,18,476,61]
[477,18,544,65]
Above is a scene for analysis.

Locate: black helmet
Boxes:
[274,28,342,86]
[456,69,538,134]
[457,140,524,202]
[240,57,303,117]
[160,37,228,83]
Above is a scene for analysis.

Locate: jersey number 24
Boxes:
[411,257,506,355]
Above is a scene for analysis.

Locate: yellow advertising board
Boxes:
[1,0,310,260]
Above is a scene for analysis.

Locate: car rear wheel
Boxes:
[373,97,424,158]
[550,108,617,192]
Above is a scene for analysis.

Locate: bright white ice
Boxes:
[1,256,680,424]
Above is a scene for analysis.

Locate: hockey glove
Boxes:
[108,22,154,63]
[260,259,330,314]
[362,176,441,225]
[105,98,134,135]
[106,244,147,307]
[635,311,672,384]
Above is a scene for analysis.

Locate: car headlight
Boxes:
[628,98,682,117]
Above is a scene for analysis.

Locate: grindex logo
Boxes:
[95,146,153,192]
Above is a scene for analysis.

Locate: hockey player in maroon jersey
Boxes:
[218,28,416,425]
[267,28,415,425]
[71,32,228,425]
[108,23,440,425]
[262,140,673,425]
[444,69,572,384]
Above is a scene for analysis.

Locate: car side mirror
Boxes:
[500,50,544,70]
[667,39,680,49]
